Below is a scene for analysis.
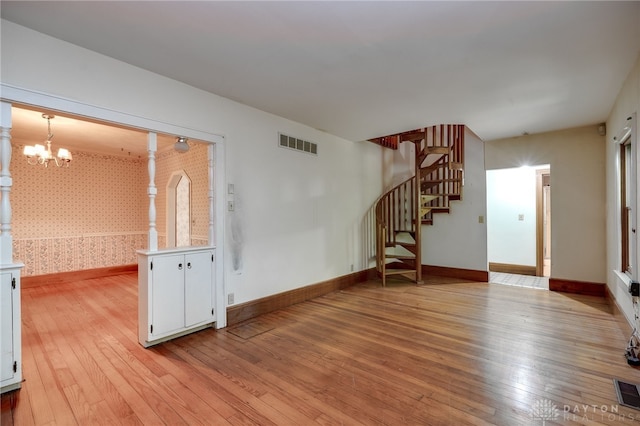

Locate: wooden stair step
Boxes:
[384,268,417,276]
[424,147,450,155]
[399,131,426,142]
[385,254,415,260]
[421,195,439,202]
[431,207,450,213]
[385,245,415,258]
[394,232,416,245]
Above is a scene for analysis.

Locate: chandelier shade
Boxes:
[23,114,73,167]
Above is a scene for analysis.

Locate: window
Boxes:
[618,115,635,276]
[621,138,632,274]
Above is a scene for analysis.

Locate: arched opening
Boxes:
[167,170,191,248]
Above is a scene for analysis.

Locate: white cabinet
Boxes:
[138,247,216,347]
[1,264,23,394]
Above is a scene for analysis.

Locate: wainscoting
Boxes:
[14,234,211,277]
[13,233,147,276]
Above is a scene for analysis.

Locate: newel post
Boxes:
[147,132,158,251]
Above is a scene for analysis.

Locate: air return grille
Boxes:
[279,133,318,156]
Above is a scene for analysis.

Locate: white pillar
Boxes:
[208,143,215,246]
[147,132,158,251]
[0,102,13,264]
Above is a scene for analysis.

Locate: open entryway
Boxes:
[486,165,551,289]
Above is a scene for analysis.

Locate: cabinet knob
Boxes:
[187,262,192,269]
[178,263,183,270]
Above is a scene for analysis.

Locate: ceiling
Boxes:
[2,1,640,153]
[10,106,177,158]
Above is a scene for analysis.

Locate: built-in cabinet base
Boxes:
[138,247,217,348]
[1,263,24,394]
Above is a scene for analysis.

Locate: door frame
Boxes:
[536,169,550,277]
[1,84,227,328]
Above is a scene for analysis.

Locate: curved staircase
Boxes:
[372,125,465,286]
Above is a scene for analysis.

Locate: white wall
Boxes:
[485,125,606,284]
[606,53,640,327]
[0,20,384,305]
[421,129,488,271]
[486,166,542,267]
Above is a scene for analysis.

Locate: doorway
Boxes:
[536,169,551,277]
[487,165,551,288]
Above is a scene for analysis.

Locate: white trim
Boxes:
[1,84,227,328]
[615,269,633,288]
[14,232,147,240]
[0,83,225,144]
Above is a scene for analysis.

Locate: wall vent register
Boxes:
[279,133,317,155]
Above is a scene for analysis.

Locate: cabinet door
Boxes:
[184,251,214,327]
[151,254,185,336]
[1,273,14,382]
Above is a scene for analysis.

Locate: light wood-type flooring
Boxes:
[2,273,640,425]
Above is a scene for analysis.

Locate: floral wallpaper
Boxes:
[13,233,147,276]
[10,139,212,276]
[11,144,148,276]
[156,142,210,245]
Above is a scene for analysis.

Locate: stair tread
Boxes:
[394,232,416,245]
[384,268,417,276]
[399,131,426,142]
[385,245,415,257]
[385,254,415,260]
[425,147,450,154]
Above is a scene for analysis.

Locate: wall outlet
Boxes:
[350,264,354,272]
[478,215,484,224]
[228,293,234,305]
[518,214,525,221]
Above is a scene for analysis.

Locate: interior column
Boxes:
[0,102,13,263]
[147,132,158,251]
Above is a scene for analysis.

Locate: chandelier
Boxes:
[23,114,73,167]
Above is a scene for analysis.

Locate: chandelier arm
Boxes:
[24,114,72,167]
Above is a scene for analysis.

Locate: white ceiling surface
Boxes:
[10,107,177,158]
[2,1,640,153]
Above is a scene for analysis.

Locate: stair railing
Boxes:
[375,175,418,277]
[418,125,465,223]
[375,124,465,281]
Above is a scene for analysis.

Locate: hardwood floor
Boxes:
[2,273,640,425]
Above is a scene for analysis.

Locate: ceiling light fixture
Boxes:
[174,136,190,153]
[23,114,72,167]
